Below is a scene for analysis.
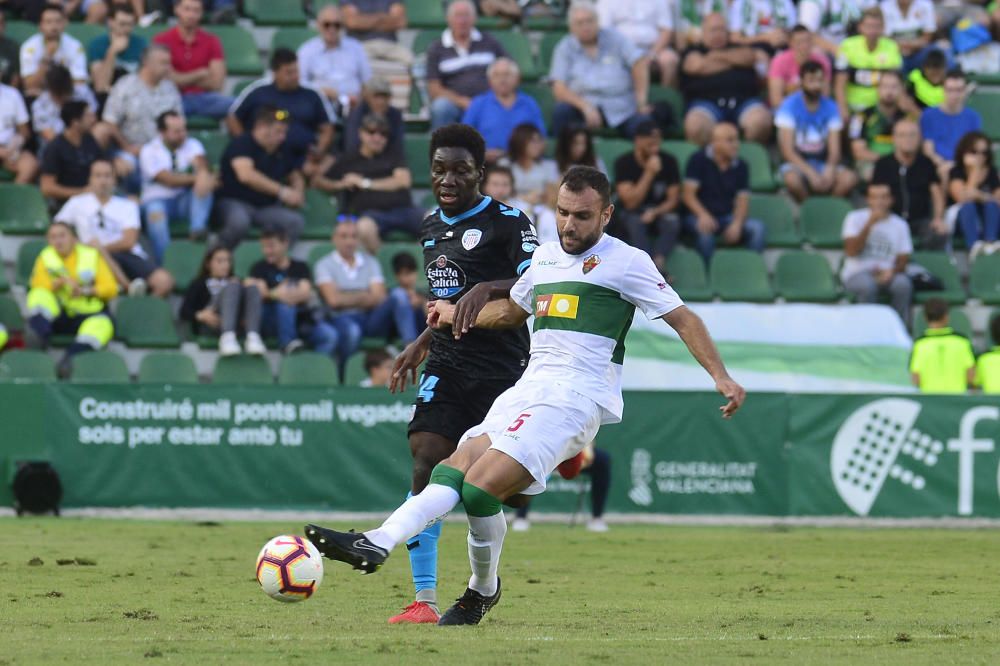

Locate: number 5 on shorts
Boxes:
[507,413,532,432]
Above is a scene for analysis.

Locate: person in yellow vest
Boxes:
[27,221,118,376]
[906,49,946,110]
[975,314,1000,394]
[0,323,7,351]
[909,297,976,393]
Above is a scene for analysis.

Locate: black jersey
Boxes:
[421,195,539,379]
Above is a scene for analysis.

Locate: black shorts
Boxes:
[408,367,520,444]
[112,251,158,280]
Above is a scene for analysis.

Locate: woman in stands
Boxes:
[180,246,266,357]
[555,126,607,177]
[948,131,1000,260]
[503,122,560,209]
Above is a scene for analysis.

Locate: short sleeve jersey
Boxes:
[775,91,843,161]
[909,327,975,394]
[421,195,539,380]
[614,150,681,211]
[249,258,312,289]
[55,192,145,258]
[840,209,913,281]
[510,235,683,423]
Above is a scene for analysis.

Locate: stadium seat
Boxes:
[405,0,447,28]
[748,194,800,247]
[234,243,264,278]
[378,242,427,289]
[520,82,555,128]
[190,130,228,167]
[774,250,839,302]
[0,350,56,383]
[0,184,50,234]
[186,115,220,131]
[5,21,35,44]
[70,350,130,383]
[594,138,632,181]
[302,189,338,240]
[278,351,338,386]
[162,240,206,294]
[524,15,567,31]
[65,23,103,46]
[16,239,47,286]
[343,352,369,386]
[138,351,199,384]
[205,26,262,76]
[307,242,334,267]
[405,134,432,188]
[648,86,684,137]
[493,31,538,81]
[242,0,307,26]
[411,29,440,56]
[800,196,852,248]
[213,354,274,384]
[710,249,774,302]
[538,32,567,71]
[664,247,712,301]
[739,143,776,192]
[0,295,24,332]
[912,308,973,340]
[970,254,1000,304]
[910,252,966,305]
[661,140,698,173]
[967,91,1000,141]
[116,297,182,348]
[271,27,315,52]
[0,266,8,293]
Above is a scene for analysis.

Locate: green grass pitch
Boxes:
[3,518,1000,664]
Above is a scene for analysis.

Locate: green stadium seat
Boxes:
[774,250,839,302]
[232,79,257,99]
[278,351,338,386]
[520,82,555,127]
[405,134,432,188]
[0,350,56,383]
[968,91,1000,141]
[477,15,514,31]
[0,295,24,331]
[970,254,1000,304]
[661,140,698,173]
[242,0,307,26]
[710,249,774,302]
[272,27,315,52]
[190,130,228,167]
[343,351,370,386]
[648,86,684,137]
[70,350,130,383]
[910,252,966,305]
[133,25,163,43]
[912,308,973,340]
[205,26,262,76]
[493,31,538,80]
[538,32,567,71]
[16,239,47,287]
[405,0,447,29]
[302,189,338,240]
[739,143,776,192]
[162,240,206,294]
[0,266,8,293]
[748,194,800,247]
[0,184,50,234]
[138,351,199,384]
[307,242,334,267]
[664,247,712,301]
[800,196,852,248]
[524,15,567,32]
[5,21,36,45]
[213,354,274,384]
[411,29,440,56]
[234,242,263,278]
[116,296,181,348]
[378,242,426,289]
[65,23,104,47]
[594,138,632,181]
[186,115,220,131]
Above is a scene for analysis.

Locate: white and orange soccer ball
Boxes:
[255,535,324,602]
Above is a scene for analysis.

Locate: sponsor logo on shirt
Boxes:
[582,254,601,275]
[535,293,579,319]
[462,228,482,251]
[426,254,467,299]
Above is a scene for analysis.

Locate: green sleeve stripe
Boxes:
[429,464,465,495]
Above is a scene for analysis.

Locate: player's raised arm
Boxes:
[429,297,530,338]
[452,277,519,337]
[663,305,746,418]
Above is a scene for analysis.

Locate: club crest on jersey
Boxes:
[582,254,601,275]
[462,228,483,251]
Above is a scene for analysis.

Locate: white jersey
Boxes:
[510,235,683,424]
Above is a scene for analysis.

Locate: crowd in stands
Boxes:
[0,0,999,392]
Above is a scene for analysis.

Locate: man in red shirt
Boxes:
[154,0,233,118]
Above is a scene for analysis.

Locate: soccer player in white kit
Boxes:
[306,166,746,625]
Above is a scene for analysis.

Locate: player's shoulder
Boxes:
[484,196,532,225]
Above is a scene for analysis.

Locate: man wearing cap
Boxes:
[342,77,405,155]
[312,114,422,253]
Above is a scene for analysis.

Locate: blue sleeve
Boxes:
[549,38,571,83]
[971,109,982,130]
[86,35,106,63]
[461,95,481,127]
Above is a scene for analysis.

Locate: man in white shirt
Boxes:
[297,4,372,114]
[841,181,914,324]
[880,0,937,71]
[140,111,216,263]
[56,158,175,297]
[19,3,88,97]
[0,82,37,183]
[597,0,679,86]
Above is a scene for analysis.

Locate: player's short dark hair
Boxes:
[391,252,417,275]
[991,314,1000,346]
[156,110,183,131]
[254,105,290,126]
[363,349,392,373]
[46,63,74,99]
[944,68,967,85]
[922,298,949,323]
[270,47,297,71]
[60,99,89,128]
[40,2,64,20]
[560,165,611,209]
[260,226,288,242]
[429,123,485,169]
[923,49,947,71]
[799,60,825,79]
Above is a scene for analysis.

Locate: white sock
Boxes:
[467,512,507,597]
[364,484,460,552]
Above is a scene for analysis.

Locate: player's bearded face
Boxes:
[556,187,610,255]
[431,147,483,216]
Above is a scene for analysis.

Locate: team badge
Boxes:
[582,254,601,274]
[462,229,483,250]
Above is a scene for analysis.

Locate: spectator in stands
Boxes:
[503,122,559,209]
[313,114,422,253]
[872,119,946,249]
[848,70,907,181]
[425,0,507,129]
[462,57,545,162]
[102,43,182,158]
[947,130,1000,260]
[31,63,99,150]
[0,80,37,183]
[481,163,557,243]
[797,0,868,55]
[512,442,612,533]
[679,12,771,146]
[27,221,117,377]
[910,298,975,393]
[681,122,766,262]
[775,61,857,202]
[840,181,913,324]
[0,13,21,86]
[180,245,266,357]
[614,118,681,270]
[87,4,146,101]
[342,77,404,155]
[670,0,727,50]
[390,250,427,336]
[976,315,1000,395]
[476,0,521,20]
[550,1,656,140]
[921,69,980,182]
[20,3,88,97]
[242,228,313,355]
[906,48,946,109]
[228,48,336,176]
[154,0,233,119]
[360,348,394,388]
[140,111,216,262]
[341,0,413,70]
[728,0,797,49]
[217,106,306,249]
[767,25,832,109]
[880,0,937,72]
[597,0,679,86]
[39,100,108,205]
[554,126,607,177]
[298,4,372,116]
[835,7,902,119]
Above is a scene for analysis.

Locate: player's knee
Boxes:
[461,481,502,517]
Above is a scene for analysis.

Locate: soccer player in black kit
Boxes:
[379,124,537,624]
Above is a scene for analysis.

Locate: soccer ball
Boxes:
[255,535,324,602]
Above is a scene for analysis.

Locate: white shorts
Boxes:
[457,378,603,495]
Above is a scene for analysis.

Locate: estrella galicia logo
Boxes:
[426,254,467,298]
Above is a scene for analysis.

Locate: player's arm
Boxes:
[430,298,529,338]
[663,305,745,419]
[452,277,518,336]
